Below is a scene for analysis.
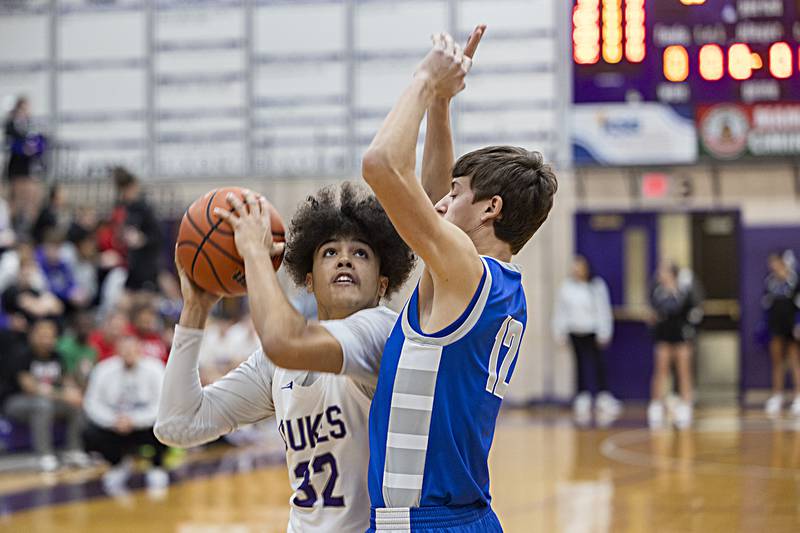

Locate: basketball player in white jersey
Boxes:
[155,183,415,533]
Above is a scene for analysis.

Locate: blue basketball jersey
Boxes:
[368,256,527,510]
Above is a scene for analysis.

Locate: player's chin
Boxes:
[328,285,370,306]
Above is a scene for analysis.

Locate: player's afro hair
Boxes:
[284,182,416,297]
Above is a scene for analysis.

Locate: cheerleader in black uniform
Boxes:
[762,252,800,417]
[647,261,703,428]
[3,96,42,233]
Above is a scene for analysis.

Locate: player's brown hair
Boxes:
[452,146,558,254]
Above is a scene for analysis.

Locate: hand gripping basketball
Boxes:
[176,187,286,297]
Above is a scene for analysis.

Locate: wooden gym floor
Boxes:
[1,406,799,533]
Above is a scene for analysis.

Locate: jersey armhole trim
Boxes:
[400,257,493,346]
[346,376,376,406]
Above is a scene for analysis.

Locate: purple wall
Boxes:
[575,212,658,400]
[576,212,800,400]
[739,226,800,394]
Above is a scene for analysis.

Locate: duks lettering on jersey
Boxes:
[278,405,347,452]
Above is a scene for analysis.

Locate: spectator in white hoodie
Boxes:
[82,333,167,494]
[553,255,620,419]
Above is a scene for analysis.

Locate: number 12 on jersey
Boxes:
[485,316,523,399]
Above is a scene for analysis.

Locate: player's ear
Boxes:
[481,195,503,223]
[378,275,389,299]
[305,272,314,293]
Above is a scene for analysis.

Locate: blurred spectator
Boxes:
[57,310,98,390]
[161,315,177,353]
[83,334,167,493]
[2,244,64,326]
[0,193,16,253]
[113,167,162,295]
[36,229,89,311]
[0,315,28,415]
[156,270,184,323]
[130,303,168,363]
[66,205,97,244]
[198,299,260,385]
[647,261,703,429]
[762,251,800,417]
[89,310,132,361]
[63,226,100,307]
[2,319,88,472]
[32,183,71,245]
[0,240,41,294]
[97,266,129,319]
[96,202,127,267]
[553,255,620,420]
[3,96,45,234]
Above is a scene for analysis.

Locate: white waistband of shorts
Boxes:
[373,507,411,531]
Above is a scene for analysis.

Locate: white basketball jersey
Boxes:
[272,368,372,533]
[157,306,397,533]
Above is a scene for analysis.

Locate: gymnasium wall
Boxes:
[0,0,566,179]
[2,0,574,403]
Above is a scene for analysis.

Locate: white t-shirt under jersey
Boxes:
[155,305,397,533]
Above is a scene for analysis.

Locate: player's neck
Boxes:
[472,235,513,263]
[316,305,351,321]
[317,301,376,321]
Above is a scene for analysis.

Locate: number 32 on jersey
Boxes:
[292,453,345,508]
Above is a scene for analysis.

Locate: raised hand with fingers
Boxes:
[462,24,486,72]
[214,191,285,264]
[418,25,486,99]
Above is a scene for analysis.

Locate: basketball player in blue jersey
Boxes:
[360,28,558,531]
[156,183,416,532]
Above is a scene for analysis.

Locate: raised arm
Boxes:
[214,194,345,374]
[421,96,454,204]
[154,327,276,447]
[421,26,485,204]
[154,271,276,447]
[361,33,483,287]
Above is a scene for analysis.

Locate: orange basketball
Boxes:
[176,187,285,297]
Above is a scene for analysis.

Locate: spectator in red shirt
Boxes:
[88,310,133,361]
[130,303,168,363]
[96,204,127,268]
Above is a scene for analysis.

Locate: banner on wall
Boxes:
[698,103,800,160]
[572,103,698,166]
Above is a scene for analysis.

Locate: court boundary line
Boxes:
[600,417,800,480]
[0,446,285,517]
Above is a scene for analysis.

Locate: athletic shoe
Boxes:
[146,467,169,490]
[765,394,783,417]
[674,402,693,429]
[790,396,800,417]
[38,454,59,473]
[102,463,131,495]
[665,393,681,418]
[62,450,92,468]
[573,392,592,418]
[595,391,622,417]
[647,401,665,428]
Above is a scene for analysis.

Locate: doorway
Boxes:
[575,210,741,402]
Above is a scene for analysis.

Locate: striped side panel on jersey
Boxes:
[381,340,443,508]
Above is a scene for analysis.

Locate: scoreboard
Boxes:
[572,0,800,165]
[573,0,800,104]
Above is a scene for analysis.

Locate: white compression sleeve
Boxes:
[155,325,276,448]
